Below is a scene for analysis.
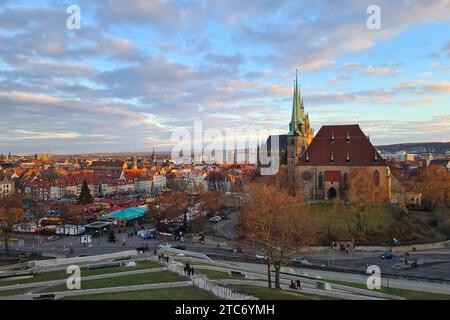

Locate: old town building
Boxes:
[295,124,393,200]
[0,173,15,198]
[261,72,402,203]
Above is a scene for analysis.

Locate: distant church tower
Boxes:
[132,156,138,170]
[287,70,314,188]
[151,149,156,164]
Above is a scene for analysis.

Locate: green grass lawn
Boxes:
[309,202,394,230]
[308,202,450,243]
[228,285,334,300]
[62,286,216,300]
[0,287,32,297]
[0,260,159,287]
[41,271,187,293]
[328,279,450,300]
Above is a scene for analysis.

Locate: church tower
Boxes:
[151,149,157,165]
[287,70,314,188]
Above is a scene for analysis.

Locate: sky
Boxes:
[0,0,449,154]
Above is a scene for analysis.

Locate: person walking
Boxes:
[290,280,295,289]
[296,279,302,290]
[190,267,194,276]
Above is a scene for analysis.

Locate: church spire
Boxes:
[289,71,299,135]
[296,71,303,119]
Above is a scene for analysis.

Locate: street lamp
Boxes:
[332,241,335,266]
[183,208,188,232]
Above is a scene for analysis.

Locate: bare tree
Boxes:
[28,201,48,245]
[147,191,188,232]
[199,189,223,216]
[0,196,25,255]
[238,182,315,289]
[414,166,450,211]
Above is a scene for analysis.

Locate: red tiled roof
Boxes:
[90,160,125,168]
[298,125,385,166]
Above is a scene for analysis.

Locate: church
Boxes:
[262,71,314,166]
[261,72,400,203]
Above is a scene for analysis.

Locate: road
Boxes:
[215,213,236,240]
[1,251,398,301]
[302,249,450,280]
[5,231,450,282]
[218,260,450,295]
[4,230,237,260]
[2,244,449,300]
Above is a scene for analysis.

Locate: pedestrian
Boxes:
[296,279,302,290]
[154,249,157,256]
[289,280,295,289]
[190,267,194,276]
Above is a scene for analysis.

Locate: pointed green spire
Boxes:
[296,71,301,115]
[289,71,299,135]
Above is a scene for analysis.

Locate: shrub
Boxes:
[437,219,450,238]
[427,217,439,227]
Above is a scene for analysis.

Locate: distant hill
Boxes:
[376,142,450,154]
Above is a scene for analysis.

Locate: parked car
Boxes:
[255,253,267,262]
[138,230,154,239]
[380,252,394,259]
[209,216,222,223]
[291,256,312,266]
[173,245,186,250]
[168,225,182,233]
[158,243,172,250]
[47,235,61,242]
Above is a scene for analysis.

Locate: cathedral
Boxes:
[260,72,401,203]
[261,71,314,167]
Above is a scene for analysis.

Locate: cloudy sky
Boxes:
[1,0,450,154]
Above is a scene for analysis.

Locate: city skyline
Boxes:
[1,1,450,154]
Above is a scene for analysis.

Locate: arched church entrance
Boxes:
[327,187,337,199]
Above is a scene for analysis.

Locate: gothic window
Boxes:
[373,170,380,186]
[343,172,348,189]
[318,172,323,189]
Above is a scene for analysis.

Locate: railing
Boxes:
[154,255,257,300]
